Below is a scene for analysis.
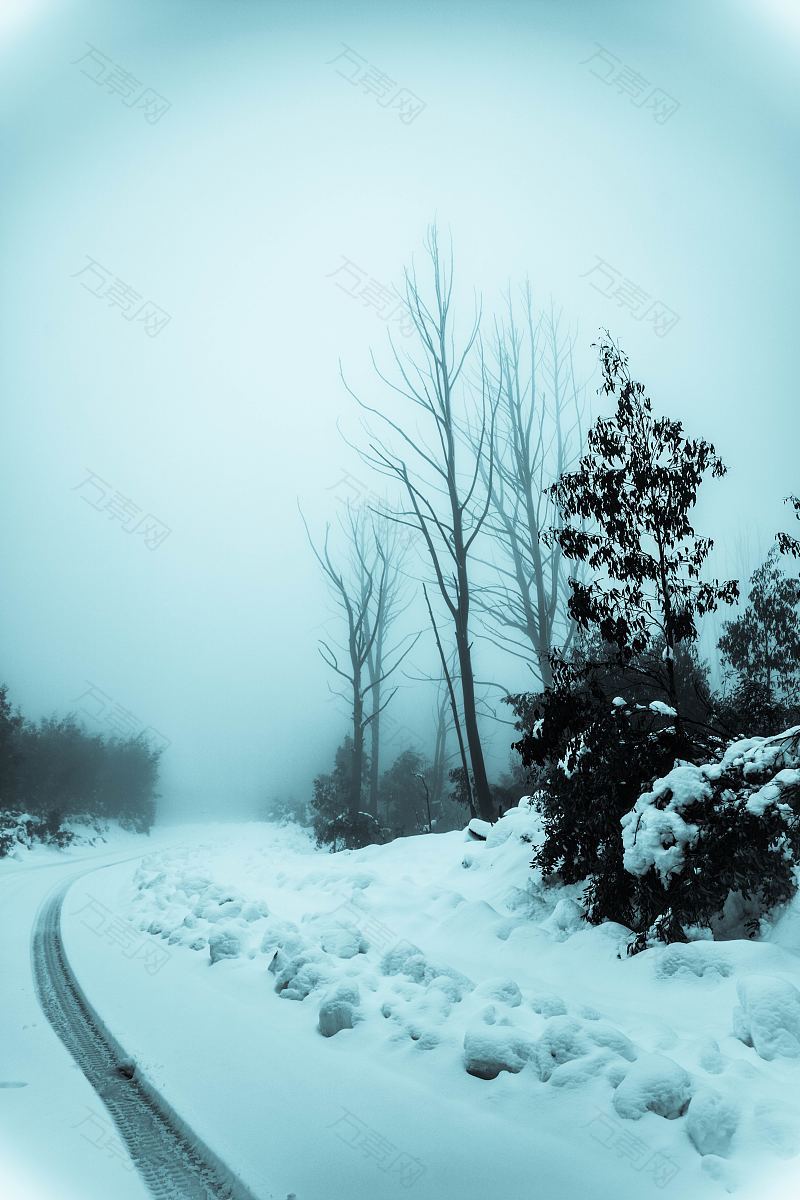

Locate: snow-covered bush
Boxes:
[513,665,800,947]
[511,685,685,930]
[0,810,76,857]
[622,726,800,950]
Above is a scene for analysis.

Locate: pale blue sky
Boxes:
[1,0,798,815]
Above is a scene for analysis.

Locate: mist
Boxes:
[2,0,798,821]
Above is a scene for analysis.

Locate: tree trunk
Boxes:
[352,685,364,817]
[455,616,494,821]
[368,683,380,820]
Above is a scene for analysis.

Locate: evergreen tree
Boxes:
[545,335,738,741]
[311,736,376,850]
[716,548,800,733]
[379,748,428,835]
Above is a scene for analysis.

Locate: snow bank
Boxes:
[109,810,800,1197]
[733,975,800,1060]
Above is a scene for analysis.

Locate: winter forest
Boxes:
[2,3,800,1200]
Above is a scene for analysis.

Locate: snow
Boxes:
[687,1086,740,1157]
[6,807,800,1197]
[621,763,708,880]
[612,1051,693,1120]
[0,826,178,1200]
[732,976,800,1060]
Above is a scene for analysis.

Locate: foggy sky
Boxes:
[1,0,798,819]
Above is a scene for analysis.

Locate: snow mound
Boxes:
[463,1024,536,1080]
[612,1052,693,1120]
[654,942,733,980]
[208,930,241,964]
[272,951,331,1001]
[475,978,523,1007]
[318,982,361,1037]
[533,1016,592,1081]
[686,1086,739,1156]
[540,897,584,940]
[732,974,800,1059]
[530,991,567,1017]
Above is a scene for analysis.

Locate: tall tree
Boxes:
[474,288,587,685]
[545,336,738,739]
[345,228,498,820]
[302,504,417,820]
[361,515,412,819]
[428,669,453,815]
[718,548,800,730]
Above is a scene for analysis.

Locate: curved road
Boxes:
[31,873,261,1200]
[0,846,264,1200]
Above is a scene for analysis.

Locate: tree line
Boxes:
[0,684,161,854]
[301,227,800,892]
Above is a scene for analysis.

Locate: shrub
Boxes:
[511,679,686,929]
[511,672,800,949]
[622,725,800,950]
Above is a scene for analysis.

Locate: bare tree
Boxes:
[423,583,475,818]
[344,227,498,821]
[428,667,453,814]
[473,286,587,686]
[301,504,417,820]
[361,516,413,819]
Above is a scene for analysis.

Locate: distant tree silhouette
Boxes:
[544,335,738,741]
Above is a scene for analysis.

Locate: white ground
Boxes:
[4,811,800,1199]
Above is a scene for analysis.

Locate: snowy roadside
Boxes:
[0,816,147,870]
[59,810,800,1199]
[0,834,158,1200]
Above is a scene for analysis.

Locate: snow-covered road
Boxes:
[33,876,259,1200]
[5,819,800,1200]
[0,846,155,1200]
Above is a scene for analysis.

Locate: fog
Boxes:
[2,0,798,821]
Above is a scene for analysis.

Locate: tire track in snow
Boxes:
[32,876,263,1200]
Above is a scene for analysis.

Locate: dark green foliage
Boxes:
[0,682,161,851]
[491,757,530,816]
[510,671,800,949]
[510,681,684,927]
[502,336,798,949]
[715,549,800,735]
[311,736,378,850]
[0,811,76,857]
[622,729,800,951]
[0,686,23,807]
[544,336,737,730]
[379,748,428,836]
